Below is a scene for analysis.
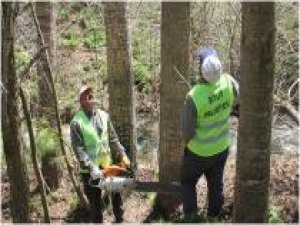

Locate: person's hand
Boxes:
[119,154,130,169]
[90,165,103,180]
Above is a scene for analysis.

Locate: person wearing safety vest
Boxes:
[180,46,239,222]
[70,85,130,223]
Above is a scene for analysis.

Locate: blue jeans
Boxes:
[181,147,229,217]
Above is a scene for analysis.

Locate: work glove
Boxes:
[119,154,130,169]
[90,164,103,180]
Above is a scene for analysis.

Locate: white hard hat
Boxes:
[201,55,222,84]
[78,85,92,99]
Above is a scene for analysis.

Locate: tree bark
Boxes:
[156,2,190,214]
[104,2,137,170]
[233,2,276,223]
[1,2,30,222]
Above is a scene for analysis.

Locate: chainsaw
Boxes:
[89,165,136,192]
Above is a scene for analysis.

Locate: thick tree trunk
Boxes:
[156,2,190,214]
[35,2,62,190]
[1,2,30,222]
[233,2,275,223]
[104,2,137,169]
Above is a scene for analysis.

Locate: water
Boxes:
[229,115,299,156]
[271,114,299,154]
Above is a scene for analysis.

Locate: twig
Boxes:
[19,86,51,223]
[19,45,48,81]
[288,78,299,103]
[57,19,77,37]
[172,66,191,89]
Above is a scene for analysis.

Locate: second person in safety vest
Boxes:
[70,85,130,223]
[180,46,239,222]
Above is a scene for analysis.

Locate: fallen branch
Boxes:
[274,95,299,125]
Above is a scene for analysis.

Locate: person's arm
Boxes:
[180,96,197,145]
[70,121,92,169]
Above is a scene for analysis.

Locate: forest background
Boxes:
[0,1,299,223]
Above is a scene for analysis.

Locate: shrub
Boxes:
[59,28,80,51]
[14,47,31,74]
[267,206,283,223]
[83,28,106,48]
[36,119,59,158]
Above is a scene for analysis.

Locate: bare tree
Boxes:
[104,2,137,168]
[35,2,62,190]
[1,2,30,222]
[233,2,276,222]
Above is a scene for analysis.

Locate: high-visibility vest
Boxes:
[187,73,234,157]
[72,109,112,172]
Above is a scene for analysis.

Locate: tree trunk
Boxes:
[36,2,62,190]
[233,2,275,223]
[36,1,56,125]
[1,2,30,222]
[30,2,88,207]
[104,2,137,169]
[156,2,190,214]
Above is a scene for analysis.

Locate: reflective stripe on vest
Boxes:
[187,73,234,157]
[194,127,229,144]
[72,109,112,172]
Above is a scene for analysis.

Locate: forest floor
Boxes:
[1,153,298,223]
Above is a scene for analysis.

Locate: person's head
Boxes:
[197,46,222,84]
[78,85,94,112]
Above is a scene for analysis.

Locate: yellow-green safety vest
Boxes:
[72,109,112,172]
[187,73,234,157]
